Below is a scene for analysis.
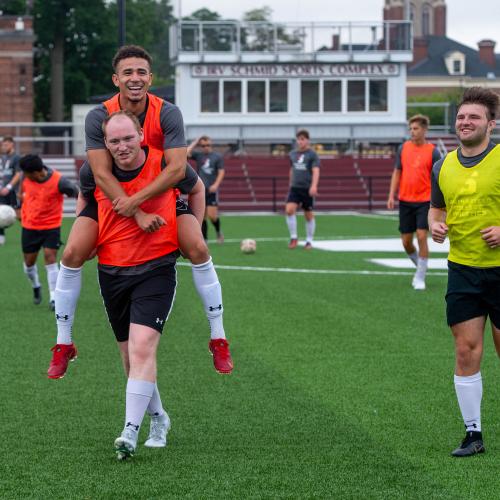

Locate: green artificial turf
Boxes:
[0,213,499,499]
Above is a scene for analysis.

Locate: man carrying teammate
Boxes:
[19,155,78,309]
[429,87,500,457]
[0,136,21,245]
[48,45,233,379]
[387,115,441,290]
[187,135,225,243]
[285,129,320,250]
[87,110,177,459]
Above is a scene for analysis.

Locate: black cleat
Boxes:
[33,286,42,305]
[49,300,55,311]
[451,431,485,457]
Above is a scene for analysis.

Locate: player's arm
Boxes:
[387,145,403,209]
[58,176,79,198]
[309,166,320,197]
[187,137,201,158]
[429,159,448,243]
[209,168,225,193]
[87,149,128,202]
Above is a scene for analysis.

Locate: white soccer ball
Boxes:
[0,204,16,229]
[240,238,257,254]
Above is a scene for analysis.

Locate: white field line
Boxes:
[207,235,399,244]
[176,261,447,277]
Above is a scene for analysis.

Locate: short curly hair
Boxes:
[112,45,153,72]
[458,87,499,121]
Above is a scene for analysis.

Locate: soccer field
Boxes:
[1,213,500,499]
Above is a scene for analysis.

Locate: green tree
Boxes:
[0,0,26,14]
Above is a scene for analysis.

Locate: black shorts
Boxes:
[22,227,61,253]
[98,264,177,342]
[78,197,98,221]
[446,261,500,328]
[286,187,314,211]
[176,197,193,217]
[205,191,218,207]
[398,201,430,233]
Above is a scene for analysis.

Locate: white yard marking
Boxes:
[313,238,450,253]
[368,258,448,270]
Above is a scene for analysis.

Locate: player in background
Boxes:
[429,87,500,457]
[19,155,78,309]
[387,115,441,290]
[285,129,320,250]
[187,136,225,243]
[88,111,178,459]
[48,45,232,379]
[0,136,21,245]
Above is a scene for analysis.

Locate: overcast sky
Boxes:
[177,0,500,50]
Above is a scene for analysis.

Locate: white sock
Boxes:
[305,218,316,243]
[55,263,82,345]
[454,372,482,433]
[125,378,155,432]
[192,258,225,339]
[23,263,40,288]
[45,263,59,302]
[286,215,297,239]
[416,257,428,279]
[407,251,418,266]
[147,383,165,417]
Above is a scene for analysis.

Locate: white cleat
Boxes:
[412,275,426,290]
[145,412,171,448]
[114,427,138,460]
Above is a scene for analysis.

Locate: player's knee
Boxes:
[62,243,88,267]
[455,342,478,369]
[184,238,210,264]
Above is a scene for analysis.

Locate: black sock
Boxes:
[202,220,208,240]
[212,218,221,234]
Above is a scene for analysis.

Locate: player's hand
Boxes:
[208,184,217,193]
[387,197,395,210]
[309,187,318,196]
[0,187,9,196]
[134,210,165,233]
[431,221,448,243]
[112,196,138,217]
[480,226,500,248]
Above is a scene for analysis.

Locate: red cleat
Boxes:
[288,238,298,249]
[47,343,78,379]
[209,339,233,374]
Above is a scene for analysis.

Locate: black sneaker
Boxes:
[33,287,42,305]
[451,431,485,457]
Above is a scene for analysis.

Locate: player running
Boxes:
[0,136,21,245]
[285,129,320,250]
[387,115,441,290]
[47,45,233,379]
[19,155,78,309]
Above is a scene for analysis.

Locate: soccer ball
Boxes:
[0,204,16,229]
[240,238,257,254]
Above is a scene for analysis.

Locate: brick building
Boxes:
[0,15,34,142]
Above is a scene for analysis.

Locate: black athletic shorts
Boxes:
[98,263,177,342]
[205,191,218,207]
[286,187,314,211]
[446,261,500,328]
[398,201,430,233]
[22,227,61,253]
[79,197,193,221]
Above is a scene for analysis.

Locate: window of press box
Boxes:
[270,81,288,112]
[201,81,219,112]
[347,80,366,112]
[301,80,319,112]
[223,81,242,113]
[248,81,266,112]
[323,81,341,112]
[369,80,388,112]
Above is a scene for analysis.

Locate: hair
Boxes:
[20,154,44,173]
[199,135,211,143]
[112,45,153,72]
[458,86,499,121]
[101,110,142,136]
[296,129,310,140]
[1,136,14,143]
[408,114,430,128]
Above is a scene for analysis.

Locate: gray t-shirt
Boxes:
[289,149,320,189]
[431,141,497,208]
[85,96,186,151]
[0,152,21,186]
[191,151,224,189]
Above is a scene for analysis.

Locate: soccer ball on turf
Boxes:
[0,204,16,229]
[240,238,257,254]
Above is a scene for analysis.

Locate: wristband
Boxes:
[6,184,12,191]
